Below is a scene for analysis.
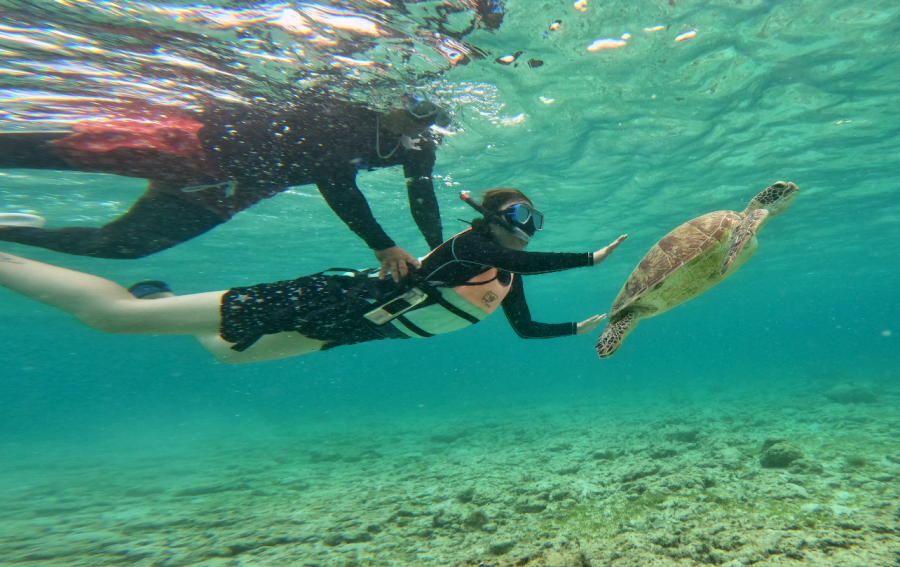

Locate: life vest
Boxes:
[387,230,513,339]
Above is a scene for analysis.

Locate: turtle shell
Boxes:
[610,210,743,316]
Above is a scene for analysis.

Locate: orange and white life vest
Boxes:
[387,231,513,338]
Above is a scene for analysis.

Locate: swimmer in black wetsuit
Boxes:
[0,96,450,281]
[0,188,628,364]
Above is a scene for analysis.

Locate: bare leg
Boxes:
[131,285,326,364]
[0,250,222,335]
[197,333,325,364]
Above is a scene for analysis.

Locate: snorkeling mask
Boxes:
[405,96,452,128]
[460,191,542,243]
[501,203,544,236]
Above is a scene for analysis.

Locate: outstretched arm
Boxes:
[450,232,628,275]
[501,277,606,339]
[501,277,577,338]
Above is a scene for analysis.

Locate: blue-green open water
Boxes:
[1,0,898,565]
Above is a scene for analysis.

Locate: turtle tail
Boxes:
[596,311,637,359]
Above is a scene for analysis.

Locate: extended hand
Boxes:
[375,246,422,283]
[592,234,628,265]
[576,314,607,335]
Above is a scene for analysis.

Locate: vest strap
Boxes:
[394,315,435,338]
[426,288,481,324]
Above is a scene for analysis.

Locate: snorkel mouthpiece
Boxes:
[459,191,531,244]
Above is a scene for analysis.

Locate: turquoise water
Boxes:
[1,0,899,565]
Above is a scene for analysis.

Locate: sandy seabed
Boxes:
[1,376,898,567]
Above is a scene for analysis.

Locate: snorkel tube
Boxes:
[459,191,531,244]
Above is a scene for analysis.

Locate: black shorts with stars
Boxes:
[219,272,407,352]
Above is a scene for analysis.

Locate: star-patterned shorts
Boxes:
[219,273,403,352]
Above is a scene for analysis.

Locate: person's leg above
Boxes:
[0,131,73,170]
[0,189,224,259]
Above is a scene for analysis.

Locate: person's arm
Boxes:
[403,143,443,250]
[501,276,607,339]
[316,173,396,251]
[316,173,421,282]
[451,231,628,275]
[501,276,575,338]
[450,231,592,274]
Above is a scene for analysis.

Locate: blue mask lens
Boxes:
[503,204,544,234]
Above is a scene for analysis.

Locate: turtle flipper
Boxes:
[721,209,768,276]
[596,311,637,359]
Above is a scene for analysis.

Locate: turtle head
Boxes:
[745,181,798,217]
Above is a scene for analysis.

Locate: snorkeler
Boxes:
[0,95,451,281]
[0,188,627,364]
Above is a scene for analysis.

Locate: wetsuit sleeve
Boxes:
[316,172,396,251]
[501,276,577,338]
[403,143,443,250]
[452,231,593,274]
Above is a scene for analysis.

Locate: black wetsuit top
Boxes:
[200,100,441,251]
[418,229,594,338]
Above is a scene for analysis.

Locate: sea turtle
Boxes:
[596,181,799,358]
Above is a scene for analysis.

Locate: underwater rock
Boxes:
[319,531,372,545]
[488,539,517,555]
[719,447,745,470]
[547,442,573,452]
[824,382,878,404]
[770,483,810,499]
[456,487,475,503]
[619,464,661,483]
[524,550,590,567]
[761,436,787,451]
[761,442,804,468]
[463,510,488,528]
[787,459,825,475]
[550,489,572,502]
[345,532,373,543]
[666,428,701,443]
[650,446,679,459]
[514,498,547,513]
[843,455,867,469]
[432,511,457,528]
[590,449,621,461]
